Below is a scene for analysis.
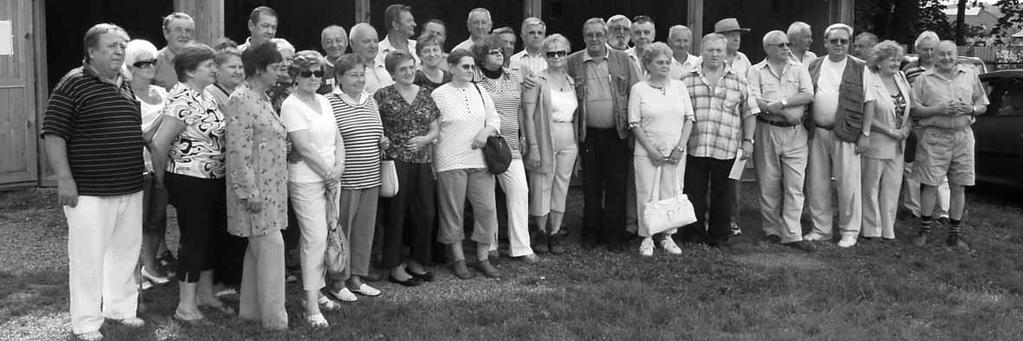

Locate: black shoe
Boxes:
[532,233,549,254]
[765,235,782,244]
[782,240,814,253]
[408,271,435,282]
[388,275,424,287]
[946,234,971,252]
[548,233,566,255]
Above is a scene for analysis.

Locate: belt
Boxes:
[553,120,573,124]
[814,123,834,130]
[756,116,801,128]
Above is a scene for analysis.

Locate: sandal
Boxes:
[76,330,103,341]
[198,298,236,315]
[316,295,340,312]
[173,312,210,327]
[305,313,329,329]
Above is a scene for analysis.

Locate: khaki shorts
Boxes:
[913,127,975,186]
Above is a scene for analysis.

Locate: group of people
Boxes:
[43,4,985,340]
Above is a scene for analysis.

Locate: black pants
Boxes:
[165,173,227,283]
[682,156,734,245]
[380,161,436,268]
[580,128,630,247]
[213,231,246,287]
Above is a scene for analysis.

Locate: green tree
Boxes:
[855,0,953,46]
[995,0,1023,37]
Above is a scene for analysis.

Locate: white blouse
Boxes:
[430,83,501,172]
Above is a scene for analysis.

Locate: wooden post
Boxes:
[34,0,53,186]
[173,0,223,45]
[830,0,854,25]
[524,0,542,18]
[355,0,370,23]
[688,0,704,52]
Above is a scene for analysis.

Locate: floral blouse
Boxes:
[224,82,289,237]
[374,85,439,164]
[163,83,226,179]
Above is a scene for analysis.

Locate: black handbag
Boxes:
[473,83,512,174]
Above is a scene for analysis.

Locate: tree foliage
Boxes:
[855,0,953,47]
[995,0,1023,36]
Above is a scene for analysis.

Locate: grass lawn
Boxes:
[1,185,1022,340]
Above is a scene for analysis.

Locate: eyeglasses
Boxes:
[457,64,475,71]
[828,38,849,45]
[299,70,325,78]
[132,59,157,68]
[545,50,568,58]
[487,49,503,56]
[771,42,791,48]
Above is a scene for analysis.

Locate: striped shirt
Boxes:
[476,68,523,159]
[682,65,758,160]
[41,66,145,196]
[430,82,502,172]
[328,92,383,189]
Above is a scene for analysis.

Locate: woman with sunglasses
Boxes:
[125,39,171,290]
[431,49,501,279]
[223,41,289,330]
[472,34,535,265]
[374,51,440,286]
[280,50,346,329]
[325,53,388,302]
[522,34,577,257]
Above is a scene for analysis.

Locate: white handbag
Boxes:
[379,159,399,198]
[642,166,697,235]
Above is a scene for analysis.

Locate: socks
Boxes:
[919,215,933,234]
[949,219,962,235]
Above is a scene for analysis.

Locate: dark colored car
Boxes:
[974,70,1023,188]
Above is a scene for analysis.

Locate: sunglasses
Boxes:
[299,70,325,78]
[546,50,568,58]
[828,38,849,45]
[132,59,157,68]
[487,49,503,56]
[457,64,475,71]
[771,42,790,48]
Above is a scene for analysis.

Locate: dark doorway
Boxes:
[44,0,174,90]
[369,0,525,52]
[543,0,688,54]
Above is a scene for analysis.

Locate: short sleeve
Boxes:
[280,98,309,133]
[41,80,78,140]
[740,78,759,118]
[863,70,878,103]
[797,66,813,96]
[628,83,643,124]
[910,76,926,109]
[677,81,695,122]
[747,67,763,99]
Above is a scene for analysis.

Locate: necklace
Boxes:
[648,79,669,95]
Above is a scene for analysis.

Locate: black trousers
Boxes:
[580,128,630,246]
[682,156,734,245]
[380,161,436,268]
[165,173,227,283]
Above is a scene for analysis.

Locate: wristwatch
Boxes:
[742,138,754,145]
[781,99,789,107]
[862,131,871,137]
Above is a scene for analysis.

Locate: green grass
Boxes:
[1,186,1022,340]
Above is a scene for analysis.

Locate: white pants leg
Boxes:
[495,159,533,257]
[288,181,331,291]
[66,192,143,334]
[878,157,904,239]
[634,155,684,237]
[806,128,836,238]
[862,158,885,238]
[834,140,862,238]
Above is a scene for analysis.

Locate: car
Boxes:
[973,70,1023,188]
[903,54,989,74]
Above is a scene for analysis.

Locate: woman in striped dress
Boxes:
[325,54,389,300]
[472,34,537,263]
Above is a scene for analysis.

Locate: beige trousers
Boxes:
[806,128,862,238]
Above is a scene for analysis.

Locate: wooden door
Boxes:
[0,0,37,188]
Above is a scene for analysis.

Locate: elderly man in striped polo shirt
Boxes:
[42,23,146,341]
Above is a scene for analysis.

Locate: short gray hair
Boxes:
[915,30,940,49]
[702,33,727,49]
[640,42,673,69]
[543,34,571,52]
[668,25,692,40]
[867,40,905,70]
[583,17,607,34]
[349,23,377,43]
[521,17,545,33]
[321,25,347,42]
[762,30,787,47]
[607,14,631,27]
[467,8,491,22]
[787,21,811,37]
[824,23,853,40]
[162,12,194,29]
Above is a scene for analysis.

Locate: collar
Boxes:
[583,48,610,62]
[515,49,544,59]
[922,64,969,80]
[692,62,735,78]
[675,54,700,66]
[83,63,125,86]
[754,58,799,69]
[333,88,368,104]
[380,34,414,51]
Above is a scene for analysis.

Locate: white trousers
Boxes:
[634,155,685,237]
[862,156,903,239]
[288,181,333,291]
[65,192,143,334]
[492,159,533,257]
[806,128,862,238]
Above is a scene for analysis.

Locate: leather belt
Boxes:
[756,116,801,128]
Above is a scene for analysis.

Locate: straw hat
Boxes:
[714,18,750,34]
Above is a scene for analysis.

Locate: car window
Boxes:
[991,78,1023,117]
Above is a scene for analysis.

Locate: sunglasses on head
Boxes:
[133,59,157,68]
[545,50,568,58]
[829,38,849,45]
[299,70,325,78]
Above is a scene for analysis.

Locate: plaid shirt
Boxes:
[682,65,758,160]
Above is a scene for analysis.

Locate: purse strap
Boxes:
[648,165,684,203]
[472,82,486,131]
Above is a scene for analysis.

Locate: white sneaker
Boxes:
[803,232,828,241]
[329,287,358,302]
[659,238,682,255]
[837,236,857,248]
[639,237,654,257]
